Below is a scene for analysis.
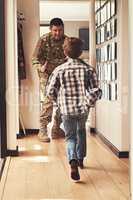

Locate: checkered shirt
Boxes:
[46,58,102,115]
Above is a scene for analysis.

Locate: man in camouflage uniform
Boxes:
[32,18,67,142]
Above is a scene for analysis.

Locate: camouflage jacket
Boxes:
[32,32,67,79]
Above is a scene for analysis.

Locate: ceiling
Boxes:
[40,1,90,21]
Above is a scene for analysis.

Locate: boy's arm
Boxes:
[87,68,102,106]
[46,71,60,101]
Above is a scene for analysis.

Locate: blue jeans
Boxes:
[61,113,88,163]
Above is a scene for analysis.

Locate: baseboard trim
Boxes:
[25,129,39,134]
[19,129,39,135]
[118,151,129,158]
[6,146,19,156]
[97,132,129,158]
[90,127,97,134]
[17,129,39,138]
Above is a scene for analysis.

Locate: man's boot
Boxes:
[51,107,65,139]
[38,128,50,143]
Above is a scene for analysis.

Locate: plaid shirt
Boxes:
[46,58,102,115]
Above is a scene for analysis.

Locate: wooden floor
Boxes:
[0,134,130,200]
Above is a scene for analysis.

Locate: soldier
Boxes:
[32,18,67,142]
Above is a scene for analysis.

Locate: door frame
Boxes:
[0,0,7,159]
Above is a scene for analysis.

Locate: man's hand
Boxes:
[40,61,48,72]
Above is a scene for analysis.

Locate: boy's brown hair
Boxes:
[63,37,83,59]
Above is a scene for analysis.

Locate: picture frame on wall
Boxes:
[106,0,111,20]
[111,42,114,60]
[100,0,106,7]
[111,83,117,100]
[79,28,89,51]
[96,48,101,62]
[109,84,112,100]
[111,62,117,80]
[100,6,104,25]
[97,0,101,10]
[96,30,98,44]
[105,21,111,40]
[104,45,108,61]
[100,26,105,43]
[114,18,117,36]
[110,18,117,38]
[107,63,112,81]
[111,42,117,60]
[99,64,104,81]
[96,29,101,44]
[104,83,107,99]
[101,46,105,62]
[111,0,116,17]
[107,44,111,61]
[115,83,117,100]
[97,11,101,26]
[95,13,98,27]
[111,83,115,100]
[99,64,102,81]
[107,84,109,100]
[96,64,100,80]
[104,63,108,81]
[103,4,107,23]
[101,83,104,99]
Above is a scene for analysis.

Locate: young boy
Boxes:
[46,37,102,181]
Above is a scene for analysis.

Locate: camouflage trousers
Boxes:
[39,80,62,136]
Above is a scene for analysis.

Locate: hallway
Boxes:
[0,134,129,200]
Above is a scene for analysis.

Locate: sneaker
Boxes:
[70,159,80,181]
[51,128,65,139]
[38,131,50,142]
[78,159,84,169]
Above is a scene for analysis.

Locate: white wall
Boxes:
[96,0,129,151]
[40,1,90,21]
[64,21,88,37]
[129,0,133,198]
[118,0,129,150]
[17,0,40,129]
